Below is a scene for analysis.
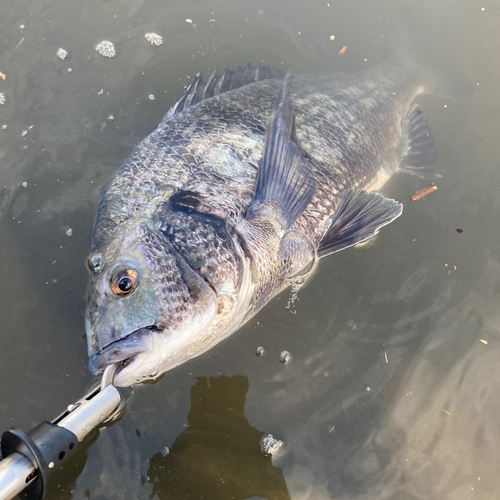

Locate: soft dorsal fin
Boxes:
[318,189,403,258]
[247,75,316,228]
[399,104,440,179]
[165,65,284,118]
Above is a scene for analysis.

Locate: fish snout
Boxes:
[88,328,154,375]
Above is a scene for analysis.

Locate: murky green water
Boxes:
[1,0,500,498]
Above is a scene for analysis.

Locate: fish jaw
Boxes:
[107,301,219,387]
[88,327,155,375]
[86,290,220,386]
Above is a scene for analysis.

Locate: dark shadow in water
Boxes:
[148,376,290,500]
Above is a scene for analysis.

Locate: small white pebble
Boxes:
[185,18,193,23]
[144,32,163,46]
[19,24,25,30]
[95,40,116,58]
[148,94,155,101]
[67,68,73,73]
[1,124,7,130]
[56,48,68,60]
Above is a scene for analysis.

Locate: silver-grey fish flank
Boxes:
[86,61,438,386]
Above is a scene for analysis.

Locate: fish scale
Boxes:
[96,69,416,250]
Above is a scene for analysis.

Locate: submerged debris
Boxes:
[0,93,5,105]
[95,40,116,58]
[0,71,5,80]
[144,32,163,46]
[256,346,265,357]
[339,46,347,57]
[260,434,283,456]
[411,183,437,202]
[456,228,463,234]
[382,345,388,364]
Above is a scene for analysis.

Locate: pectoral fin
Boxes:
[317,189,403,258]
[247,75,316,228]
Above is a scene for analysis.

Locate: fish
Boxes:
[85,61,440,387]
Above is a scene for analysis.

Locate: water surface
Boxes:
[1,0,500,499]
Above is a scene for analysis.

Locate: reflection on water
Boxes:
[148,376,290,500]
[1,0,500,499]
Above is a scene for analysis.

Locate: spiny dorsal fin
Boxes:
[247,75,316,228]
[166,65,284,118]
[318,189,403,258]
[399,103,440,179]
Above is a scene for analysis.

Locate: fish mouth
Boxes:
[88,327,155,378]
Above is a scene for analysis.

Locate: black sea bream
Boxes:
[86,61,438,386]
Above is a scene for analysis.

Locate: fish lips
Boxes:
[88,327,155,376]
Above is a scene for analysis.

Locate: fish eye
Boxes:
[111,269,139,295]
[88,253,104,271]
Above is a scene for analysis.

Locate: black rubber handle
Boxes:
[1,422,78,500]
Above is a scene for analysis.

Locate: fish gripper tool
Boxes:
[0,363,122,500]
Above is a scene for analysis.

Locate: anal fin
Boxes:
[247,75,316,228]
[318,189,403,258]
[399,104,439,179]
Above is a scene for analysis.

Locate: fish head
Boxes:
[85,220,220,386]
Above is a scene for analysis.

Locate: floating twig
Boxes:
[411,183,437,202]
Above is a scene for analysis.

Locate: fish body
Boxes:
[86,61,437,386]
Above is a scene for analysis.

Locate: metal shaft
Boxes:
[0,384,122,500]
[56,385,122,442]
[0,452,36,500]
